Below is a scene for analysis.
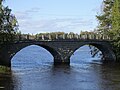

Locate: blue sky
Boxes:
[4,0,102,34]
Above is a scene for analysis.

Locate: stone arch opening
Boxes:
[70,45,102,64]
[70,43,116,64]
[9,43,61,67]
[88,43,116,61]
[11,45,54,68]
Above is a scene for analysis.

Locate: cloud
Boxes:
[14,8,97,34]
[25,7,41,13]
[14,7,41,20]
[14,11,32,21]
[18,18,96,34]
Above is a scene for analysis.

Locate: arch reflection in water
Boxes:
[11,45,53,69]
[70,45,102,65]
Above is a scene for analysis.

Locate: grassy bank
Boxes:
[0,65,11,74]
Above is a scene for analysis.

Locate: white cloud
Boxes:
[14,7,41,20]
[14,8,97,34]
[25,7,41,13]
[18,18,96,34]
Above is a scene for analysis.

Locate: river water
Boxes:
[0,45,120,90]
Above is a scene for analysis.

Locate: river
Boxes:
[0,45,120,90]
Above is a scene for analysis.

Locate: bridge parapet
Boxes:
[14,33,111,41]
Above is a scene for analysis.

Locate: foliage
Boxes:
[89,45,103,58]
[96,0,114,35]
[111,0,120,37]
[111,0,120,60]
[0,1,18,43]
[97,0,120,60]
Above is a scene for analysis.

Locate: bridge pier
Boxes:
[54,58,70,65]
[0,46,11,67]
[0,56,11,67]
[54,55,70,65]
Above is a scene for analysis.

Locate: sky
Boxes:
[4,0,103,34]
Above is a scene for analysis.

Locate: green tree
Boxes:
[0,0,18,43]
[111,0,120,37]
[111,0,120,59]
[96,0,114,35]
[96,0,120,60]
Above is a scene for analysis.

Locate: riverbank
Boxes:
[0,65,10,74]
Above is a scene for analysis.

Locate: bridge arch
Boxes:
[10,43,61,63]
[11,45,54,59]
[0,42,61,67]
[70,45,102,63]
[70,42,116,62]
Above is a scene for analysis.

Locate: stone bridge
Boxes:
[0,40,116,67]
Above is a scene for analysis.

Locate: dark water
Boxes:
[0,45,120,90]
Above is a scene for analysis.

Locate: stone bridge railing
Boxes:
[15,33,111,41]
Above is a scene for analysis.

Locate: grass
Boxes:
[0,65,11,74]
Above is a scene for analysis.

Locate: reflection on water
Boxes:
[0,45,120,90]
